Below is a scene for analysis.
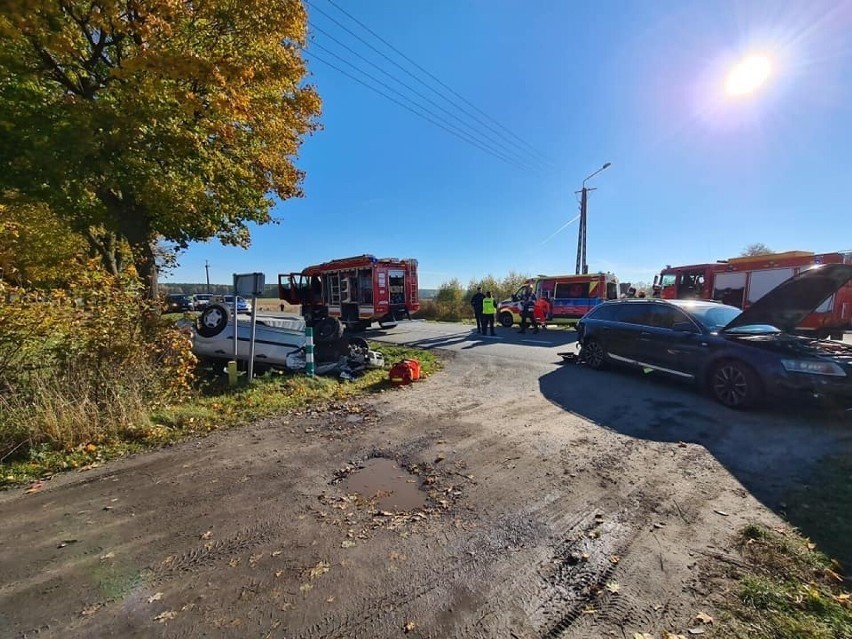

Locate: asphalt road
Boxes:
[366,320,580,365]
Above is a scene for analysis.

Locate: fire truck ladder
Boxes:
[327,274,341,305]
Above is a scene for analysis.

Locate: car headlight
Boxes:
[781,359,847,377]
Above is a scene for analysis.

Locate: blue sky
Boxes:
[164,0,852,289]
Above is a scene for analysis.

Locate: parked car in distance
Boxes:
[164,294,194,313]
[576,264,852,409]
[193,293,213,310]
[222,295,252,314]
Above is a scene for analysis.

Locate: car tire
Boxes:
[709,360,763,409]
[348,336,369,351]
[581,338,607,370]
[197,304,230,338]
[499,312,514,328]
[315,317,344,344]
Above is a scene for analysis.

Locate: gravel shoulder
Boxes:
[1,341,850,638]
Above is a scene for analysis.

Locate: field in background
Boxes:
[255,298,299,313]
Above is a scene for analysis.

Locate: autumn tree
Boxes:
[0,0,321,297]
[0,201,89,286]
[740,243,773,257]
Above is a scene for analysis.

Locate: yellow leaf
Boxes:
[694,611,714,625]
[308,561,330,579]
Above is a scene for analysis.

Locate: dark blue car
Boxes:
[576,264,852,409]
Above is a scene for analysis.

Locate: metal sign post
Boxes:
[234,272,266,382]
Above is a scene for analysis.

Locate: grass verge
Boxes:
[783,453,852,575]
[717,523,851,639]
[1,342,440,488]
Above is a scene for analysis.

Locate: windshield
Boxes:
[681,304,743,331]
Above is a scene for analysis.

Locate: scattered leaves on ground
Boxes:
[147,593,164,604]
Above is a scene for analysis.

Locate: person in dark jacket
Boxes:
[470,286,485,334]
[519,285,539,334]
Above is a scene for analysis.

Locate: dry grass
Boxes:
[716,523,852,638]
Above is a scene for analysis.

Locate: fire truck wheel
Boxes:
[315,317,344,343]
[499,312,514,328]
[197,304,230,338]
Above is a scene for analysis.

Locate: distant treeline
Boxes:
[163,283,440,299]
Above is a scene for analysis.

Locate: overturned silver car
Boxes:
[190,304,374,373]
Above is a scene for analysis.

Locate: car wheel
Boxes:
[349,336,369,351]
[581,338,607,370]
[709,360,762,409]
[197,304,230,338]
[315,317,344,343]
[499,312,514,328]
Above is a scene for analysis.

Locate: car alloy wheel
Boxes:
[499,312,514,328]
[711,361,757,408]
[581,339,606,370]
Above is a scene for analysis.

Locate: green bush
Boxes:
[415,272,531,322]
[0,264,195,460]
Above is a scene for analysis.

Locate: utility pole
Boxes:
[575,187,588,275]
[205,260,211,294]
[575,162,612,275]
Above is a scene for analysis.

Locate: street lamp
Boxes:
[576,162,611,275]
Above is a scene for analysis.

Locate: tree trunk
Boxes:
[133,239,159,301]
[82,228,120,276]
[96,188,159,300]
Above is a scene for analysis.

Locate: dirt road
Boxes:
[2,324,851,638]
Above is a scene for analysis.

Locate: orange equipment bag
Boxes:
[389,359,421,385]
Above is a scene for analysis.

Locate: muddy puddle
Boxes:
[343,458,428,511]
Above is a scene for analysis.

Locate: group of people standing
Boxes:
[470,287,497,335]
[470,284,550,335]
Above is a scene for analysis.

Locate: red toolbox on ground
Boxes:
[389,359,421,385]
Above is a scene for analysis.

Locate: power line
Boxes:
[305,0,550,168]
[321,0,551,164]
[309,22,546,171]
[303,49,533,171]
[305,43,532,171]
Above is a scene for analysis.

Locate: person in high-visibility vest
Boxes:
[481,291,497,336]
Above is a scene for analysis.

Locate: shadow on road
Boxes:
[539,362,852,568]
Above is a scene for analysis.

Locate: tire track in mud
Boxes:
[445,478,662,639]
[148,520,281,584]
[285,506,564,639]
[283,502,605,639]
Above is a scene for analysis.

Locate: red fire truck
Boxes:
[279,255,420,336]
[497,272,620,328]
[656,250,852,339]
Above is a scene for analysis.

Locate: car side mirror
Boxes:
[511,295,518,302]
[672,321,698,333]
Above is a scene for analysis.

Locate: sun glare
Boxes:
[725,54,772,96]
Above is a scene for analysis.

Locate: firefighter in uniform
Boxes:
[481,291,497,336]
[519,285,539,334]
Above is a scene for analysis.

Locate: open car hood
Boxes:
[723,263,852,333]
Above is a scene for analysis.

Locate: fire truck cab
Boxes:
[279,255,420,335]
[497,273,619,328]
[658,250,852,339]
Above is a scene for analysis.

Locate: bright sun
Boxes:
[725,54,772,96]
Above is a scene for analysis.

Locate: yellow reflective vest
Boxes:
[482,297,496,315]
